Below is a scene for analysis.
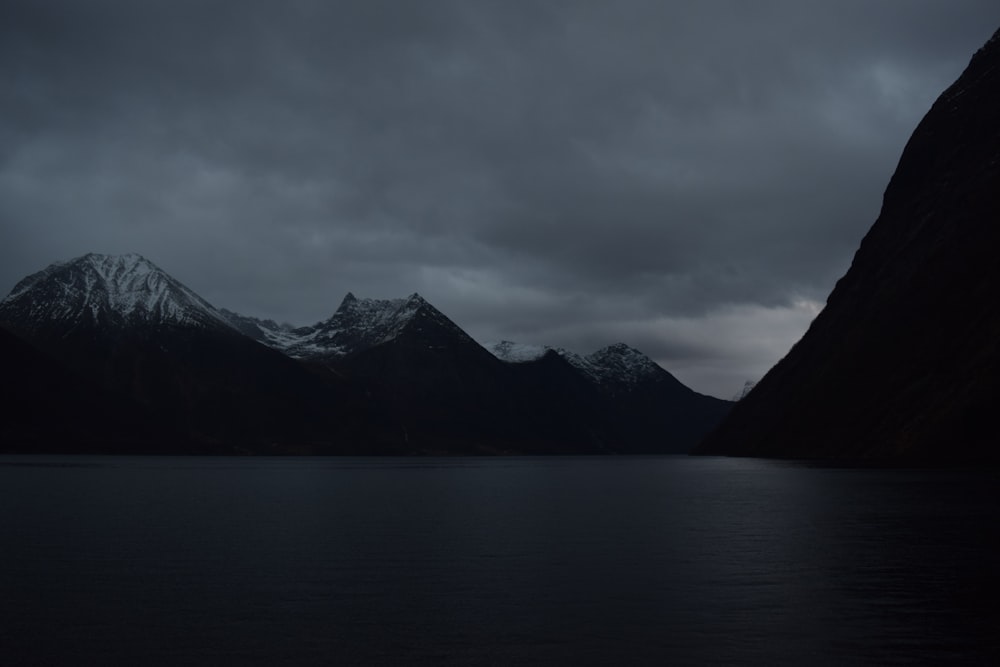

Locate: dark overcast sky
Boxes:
[2,1,998,398]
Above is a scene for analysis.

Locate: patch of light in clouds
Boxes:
[650,299,824,399]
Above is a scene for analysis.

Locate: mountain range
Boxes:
[696,27,1000,463]
[0,253,731,454]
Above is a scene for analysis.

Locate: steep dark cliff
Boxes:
[697,28,1000,462]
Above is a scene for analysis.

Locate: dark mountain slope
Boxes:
[486,341,732,453]
[697,28,1000,462]
[588,346,732,454]
[324,297,606,454]
[0,325,176,452]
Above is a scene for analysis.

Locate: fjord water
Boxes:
[1,456,998,665]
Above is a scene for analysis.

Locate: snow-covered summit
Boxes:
[334,292,428,341]
[484,339,668,389]
[234,291,468,359]
[0,253,232,332]
[586,343,666,386]
[287,292,430,357]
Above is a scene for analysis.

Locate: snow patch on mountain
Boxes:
[218,308,299,346]
[484,340,551,363]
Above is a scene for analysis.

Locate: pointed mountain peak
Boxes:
[333,292,427,314]
[586,343,663,381]
[269,291,459,359]
[0,252,232,333]
[74,252,162,284]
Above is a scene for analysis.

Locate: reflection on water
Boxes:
[1,455,998,665]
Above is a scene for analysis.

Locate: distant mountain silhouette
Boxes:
[697,28,1000,463]
[0,254,730,454]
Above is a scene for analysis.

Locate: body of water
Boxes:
[1,455,998,665]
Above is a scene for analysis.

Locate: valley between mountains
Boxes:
[0,253,731,454]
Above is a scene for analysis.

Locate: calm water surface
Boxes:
[1,455,998,665]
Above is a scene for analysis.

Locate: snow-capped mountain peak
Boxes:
[586,343,664,384]
[0,253,232,332]
[484,339,668,389]
[233,291,463,359]
[334,292,427,336]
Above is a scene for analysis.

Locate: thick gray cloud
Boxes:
[2,0,998,397]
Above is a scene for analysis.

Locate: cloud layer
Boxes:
[2,0,998,397]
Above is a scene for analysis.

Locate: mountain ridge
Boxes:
[485,339,695,395]
[1,252,731,454]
